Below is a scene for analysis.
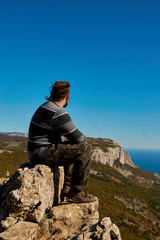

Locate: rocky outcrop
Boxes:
[0,204,121,240]
[92,146,136,177]
[0,163,122,240]
[0,202,122,240]
[88,137,137,177]
[0,163,64,230]
[38,200,99,240]
[0,221,38,240]
[75,217,122,240]
[92,146,136,169]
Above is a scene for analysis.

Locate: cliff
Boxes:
[87,138,137,178]
[0,163,122,240]
[87,138,160,187]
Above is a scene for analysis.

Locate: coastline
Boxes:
[125,148,160,175]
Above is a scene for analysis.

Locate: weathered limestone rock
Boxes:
[74,217,122,240]
[0,204,122,240]
[92,146,137,177]
[38,199,99,239]
[0,179,8,186]
[92,146,136,168]
[0,161,122,240]
[0,164,64,231]
[0,221,38,240]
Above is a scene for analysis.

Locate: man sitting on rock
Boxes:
[27,81,96,203]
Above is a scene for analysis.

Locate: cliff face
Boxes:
[87,138,137,178]
[87,138,160,187]
[92,146,136,167]
[0,163,122,240]
[92,147,137,178]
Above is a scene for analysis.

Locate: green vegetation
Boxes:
[0,148,29,178]
[87,137,118,152]
[0,134,160,239]
[86,162,160,240]
[39,212,50,227]
[0,134,27,150]
[0,134,29,177]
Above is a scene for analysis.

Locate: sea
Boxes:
[125,149,160,175]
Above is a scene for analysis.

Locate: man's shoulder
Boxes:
[41,101,68,115]
[41,101,61,111]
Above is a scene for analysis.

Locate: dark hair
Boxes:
[46,81,70,101]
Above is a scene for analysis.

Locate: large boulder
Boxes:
[0,163,64,231]
[38,199,99,239]
[0,221,38,240]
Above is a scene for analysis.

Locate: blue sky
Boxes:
[0,0,160,149]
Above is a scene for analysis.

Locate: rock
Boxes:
[0,179,9,186]
[0,221,38,240]
[38,199,99,239]
[0,160,122,240]
[92,146,136,168]
[92,146,137,177]
[52,165,64,205]
[0,179,9,207]
[87,137,135,169]
[0,202,122,240]
[153,172,160,180]
[5,172,9,177]
[0,164,64,231]
[74,217,122,240]
[90,169,102,176]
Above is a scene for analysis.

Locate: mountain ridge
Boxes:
[0,132,28,137]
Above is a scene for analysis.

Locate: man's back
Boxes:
[28,100,85,148]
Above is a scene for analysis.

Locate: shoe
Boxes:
[63,189,97,203]
[60,185,71,202]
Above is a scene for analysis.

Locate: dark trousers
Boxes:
[31,141,93,192]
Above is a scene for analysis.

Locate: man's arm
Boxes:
[51,109,85,143]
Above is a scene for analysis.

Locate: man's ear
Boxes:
[66,94,70,101]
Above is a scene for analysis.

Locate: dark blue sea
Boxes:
[125,149,160,175]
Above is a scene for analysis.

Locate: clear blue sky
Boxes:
[0,0,160,149]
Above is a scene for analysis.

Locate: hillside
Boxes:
[0,134,28,178]
[0,134,160,239]
[87,163,160,240]
[87,137,160,189]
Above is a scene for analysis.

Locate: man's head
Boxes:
[47,81,70,108]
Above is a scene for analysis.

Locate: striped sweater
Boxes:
[28,101,85,148]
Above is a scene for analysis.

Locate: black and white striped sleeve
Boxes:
[51,109,85,143]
